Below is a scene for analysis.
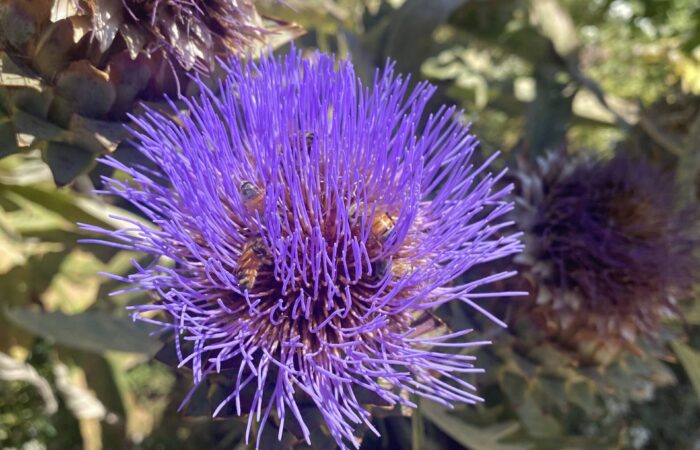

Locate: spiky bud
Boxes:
[513,152,698,363]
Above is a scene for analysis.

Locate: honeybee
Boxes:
[304,132,315,151]
[366,211,397,279]
[410,311,448,342]
[239,180,264,214]
[371,259,390,279]
[284,131,315,155]
[371,212,397,243]
[235,237,269,291]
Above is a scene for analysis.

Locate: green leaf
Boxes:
[536,377,567,411]
[412,396,425,450]
[529,0,579,59]
[499,368,528,403]
[12,108,67,148]
[1,183,151,233]
[0,224,26,273]
[1,86,55,120]
[1,188,74,233]
[686,297,700,325]
[42,141,96,186]
[284,405,325,441]
[5,308,162,356]
[0,153,53,185]
[180,380,210,417]
[54,61,116,118]
[361,0,464,78]
[258,431,295,450]
[0,114,20,158]
[671,341,700,401]
[499,368,563,438]
[421,400,531,450]
[514,397,563,439]
[0,52,42,90]
[67,115,128,154]
[40,249,104,313]
[523,67,574,157]
[567,381,600,416]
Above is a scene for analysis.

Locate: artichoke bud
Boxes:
[472,151,698,444]
[55,60,116,118]
[0,0,42,50]
[31,20,76,80]
[107,52,152,116]
[0,0,303,186]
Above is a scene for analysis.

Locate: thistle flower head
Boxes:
[515,152,698,358]
[83,50,521,448]
[59,0,268,70]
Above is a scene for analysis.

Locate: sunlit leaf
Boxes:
[671,341,700,401]
[1,183,151,233]
[5,309,162,355]
[41,249,104,313]
[1,188,74,233]
[529,0,579,59]
[0,226,26,273]
[421,400,530,450]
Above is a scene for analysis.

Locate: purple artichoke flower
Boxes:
[82,49,522,448]
[514,152,699,360]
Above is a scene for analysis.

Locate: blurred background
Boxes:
[1,0,699,449]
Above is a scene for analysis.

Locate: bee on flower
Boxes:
[82,49,522,449]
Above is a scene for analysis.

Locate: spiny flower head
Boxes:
[82,49,522,448]
[514,152,698,360]
[54,0,270,70]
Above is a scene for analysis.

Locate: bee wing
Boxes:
[409,310,449,341]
